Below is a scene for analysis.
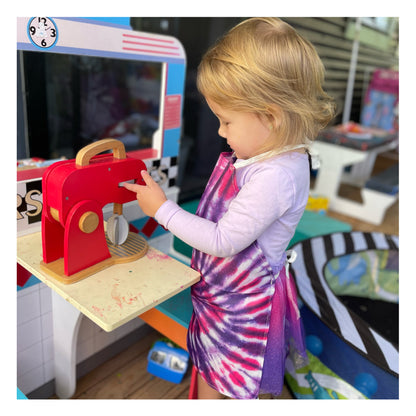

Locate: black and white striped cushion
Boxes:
[290,231,398,376]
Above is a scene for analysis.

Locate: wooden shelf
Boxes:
[17,231,200,332]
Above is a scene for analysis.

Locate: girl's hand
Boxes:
[122,170,167,217]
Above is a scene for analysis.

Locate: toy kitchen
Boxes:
[16,17,199,398]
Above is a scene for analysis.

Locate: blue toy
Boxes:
[354,372,378,398]
[147,340,189,384]
[305,335,323,357]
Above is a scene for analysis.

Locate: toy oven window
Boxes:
[18,50,162,159]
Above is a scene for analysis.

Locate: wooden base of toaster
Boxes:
[40,232,148,284]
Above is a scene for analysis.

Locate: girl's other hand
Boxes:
[123,170,167,217]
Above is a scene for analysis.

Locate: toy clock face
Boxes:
[27,17,58,49]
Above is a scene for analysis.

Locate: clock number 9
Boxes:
[28,17,58,49]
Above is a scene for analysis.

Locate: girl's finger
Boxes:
[140,170,155,187]
[122,182,142,193]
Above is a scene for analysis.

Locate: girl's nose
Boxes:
[218,126,226,138]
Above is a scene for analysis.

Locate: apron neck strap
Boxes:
[233,141,311,169]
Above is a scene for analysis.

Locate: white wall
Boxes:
[17,280,145,395]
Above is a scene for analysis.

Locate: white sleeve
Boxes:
[155,167,295,257]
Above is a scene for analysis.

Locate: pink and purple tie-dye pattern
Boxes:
[258,265,307,396]
[187,152,307,399]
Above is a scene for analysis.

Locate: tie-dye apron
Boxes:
[187,152,308,399]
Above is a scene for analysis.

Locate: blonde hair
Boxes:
[197,17,335,150]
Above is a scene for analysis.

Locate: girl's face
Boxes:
[206,99,274,160]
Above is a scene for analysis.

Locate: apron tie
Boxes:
[285,250,300,319]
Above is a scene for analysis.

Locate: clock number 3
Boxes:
[28,17,58,49]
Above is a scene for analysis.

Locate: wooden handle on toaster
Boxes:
[75,138,127,166]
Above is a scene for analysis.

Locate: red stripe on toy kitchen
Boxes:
[121,33,181,56]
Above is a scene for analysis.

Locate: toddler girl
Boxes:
[124,17,335,399]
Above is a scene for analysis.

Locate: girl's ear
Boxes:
[265,104,283,131]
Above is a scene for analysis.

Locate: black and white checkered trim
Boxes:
[145,156,178,190]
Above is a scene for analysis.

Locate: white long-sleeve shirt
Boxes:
[155,151,310,270]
